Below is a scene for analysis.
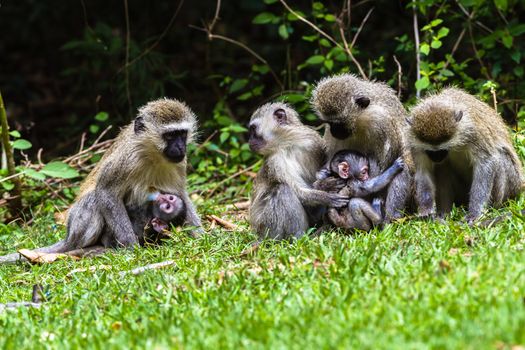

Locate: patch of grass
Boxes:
[1,196,524,349]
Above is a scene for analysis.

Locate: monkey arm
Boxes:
[466,160,496,223]
[351,157,404,197]
[179,191,203,237]
[413,169,436,218]
[295,186,349,208]
[315,162,332,181]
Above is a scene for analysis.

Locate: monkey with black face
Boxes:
[311,74,413,228]
[315,150,405,230]
[0,98,201,264]
[248,103,348,240]
[407,87,524,223]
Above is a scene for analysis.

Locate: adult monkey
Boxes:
[0,98,201,263]
[311,74,413,229]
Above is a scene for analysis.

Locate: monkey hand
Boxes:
[328,193,350,208]
[393,157,405,171]
[314,177,347,192]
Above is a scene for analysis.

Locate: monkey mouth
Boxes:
[425,149,449,163]
[248,126,266,153]
[328,122,351,140]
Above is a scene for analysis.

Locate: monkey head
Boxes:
[148,192,186,232]
[311,74,371,140]
[407,98,464,163]
[134,98,198,163]
[330,150,369,181]
[248,103,303,155]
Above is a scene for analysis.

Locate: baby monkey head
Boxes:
[311,74,371,140]
[248,102,302,155]
[134,98,198,163]
[331,150,369,181]
[407,99,464,163]
[148,192,186,232]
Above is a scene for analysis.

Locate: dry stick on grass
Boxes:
[0,91,22,214]
[120,260,177,276]
[206,215,237,230]
[279,0,368,80]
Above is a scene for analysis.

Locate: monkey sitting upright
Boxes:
[0,98,202,264]
[315,150,405,230]
[248,102,349,240]
[406,87,524,223]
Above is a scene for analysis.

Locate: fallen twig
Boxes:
[120,260,177,276]
[206,215,237,230]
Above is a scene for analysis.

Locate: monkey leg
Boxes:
[348,198,382,231]
[466,160,496,223]
[97,190,139,247]
[384,167,412,221]
[180,191,204,237]
[327,208,351,228]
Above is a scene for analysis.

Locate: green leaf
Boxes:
[24,168,46,181]
[278,24,289,40]
[494,0,507,11]
[287,11,305,21]
[229,79,248,93]
[324,14,336,22]
[237,92,252,101]
[94,111,109,122]
[12,139,32,150]
[9,130,21,138]
[90,124,100,134]
[319,38,331,47]
[252,12,276,24]
[324,59,334,71]
[264,0,278,3]
[306,55,325,65]
[302,35,317,42]
[510,51,521,64]
[40,161,80,179]
[430,19,443,27]
[229,125,248,133]
[514,66,524,78]
[440,69,454,77]
[420,43,430,55]
[312,2,324,10]
[219,132,230,144]
[415,76,430,91]
[282,94,305,103]
[437,27,449,39]
[431,40,442,49]
[501,33,513,49]
[2,181,14,191]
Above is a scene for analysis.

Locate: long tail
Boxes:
[0,240,71,264]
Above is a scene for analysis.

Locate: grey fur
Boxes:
[407,87,524,223]
[248,102,348,240]
[0,98,201,264]
[311,74,413,228]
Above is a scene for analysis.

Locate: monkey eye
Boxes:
[273,108,287,123]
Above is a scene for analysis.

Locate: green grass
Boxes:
[1,198,524,349]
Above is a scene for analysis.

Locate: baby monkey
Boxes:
[130,192,186,244]
[315,151,405,230]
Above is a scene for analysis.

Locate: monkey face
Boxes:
[162,130,188,163]
[425,149,449,163]
[248,123,267,153]
[151,193,185,223]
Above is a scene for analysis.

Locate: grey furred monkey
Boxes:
[311,74,413,227]
[406,87,524,223]
[315,150,405,230]
[0,98,201,264]
[248,103,348,240]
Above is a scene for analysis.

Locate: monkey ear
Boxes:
[405,116,413,126]
[354,96,370,109]
[454,110,463,122]
[134,116,146,134]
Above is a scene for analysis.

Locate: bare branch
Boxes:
[412,1,421,99]
[279,0,367,79]
[123,0,132,116]
[349,7,374,48]
[393,55,402,98]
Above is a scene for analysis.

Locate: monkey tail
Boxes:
[0,240,71,264]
